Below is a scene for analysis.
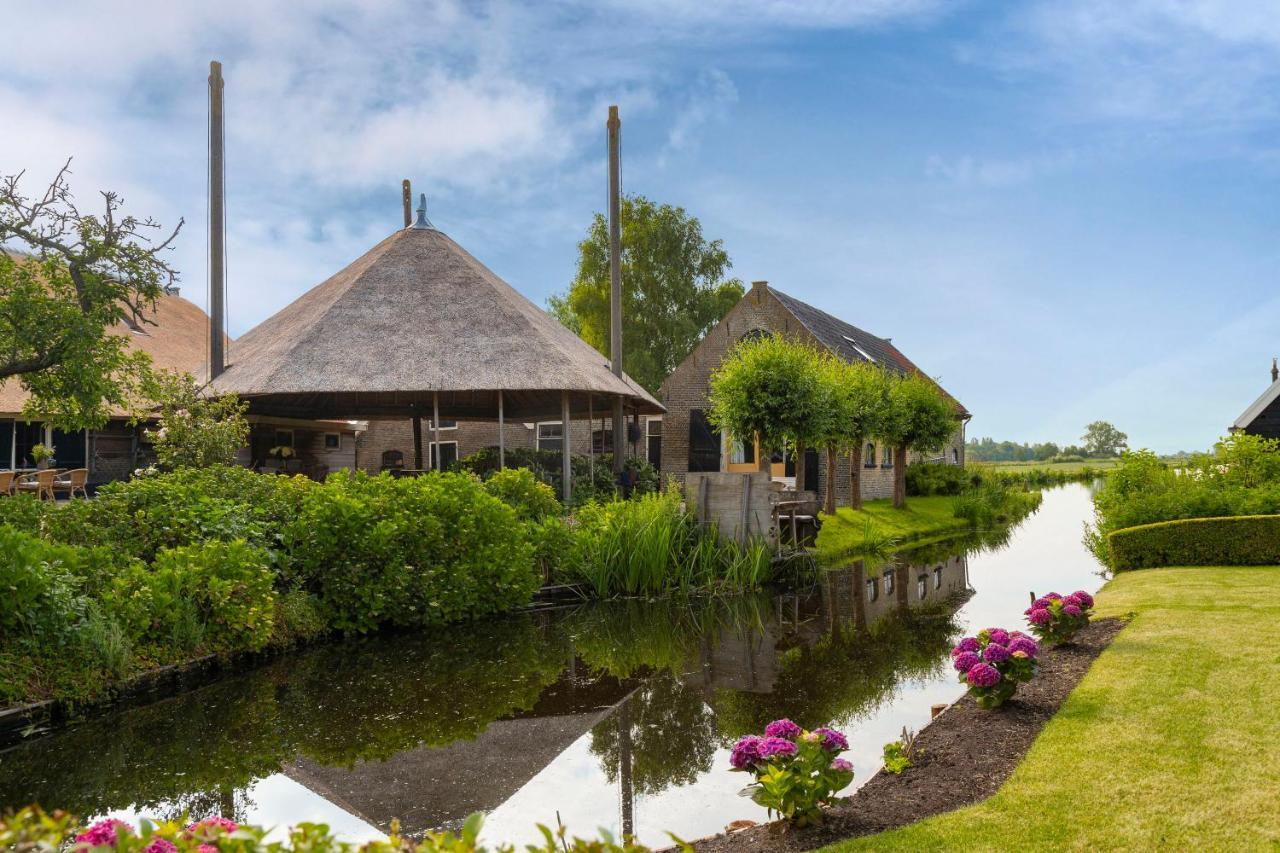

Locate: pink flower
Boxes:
[144,840,178,853]
[764,719,802,740]
[952,637,980,656]
[986,628,1011,646]
[1008,636,1039,657]
[983,643,1010,663]
[831,758,853,773]
[1064,604,1083,618]
[966,663,1001,688]
[1074,590,1095,608]
[1027,607,1052,626]
[186,817,238,844]
[759,736,799,759]
[814,727,849,752]
[953,650,980,673]
[75,819,133,847]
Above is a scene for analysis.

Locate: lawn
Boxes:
[976,458,1121,475]
[825,565,1280,851]
[815,496,970,561]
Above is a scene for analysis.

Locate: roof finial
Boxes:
[413,192,434,230]
[1271,357,1277,384]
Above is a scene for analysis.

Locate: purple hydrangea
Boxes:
[1063,604,1083,618]
[764,718,802,740]
[1007,636,1039,657]
[986,628,1011,646]
[831,758,853,773]
[966,663,1001,688]
[144,840,179,853]
[1074,590,1094,608]
[953,650,980,673]
[1031,597,1052,610]
[814,727,849,752]
[983,643,1011,663]
[76,819,132,847]
[1046,592,1063,600]
[730,735,764,769]
[759,736,799,760]
[952,637,980,656]
[1064,593,1083,607]
[1027,607,1052,626]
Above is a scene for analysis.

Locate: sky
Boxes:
[2,0,1278,453]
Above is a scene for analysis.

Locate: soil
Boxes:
[689,617,1127,852]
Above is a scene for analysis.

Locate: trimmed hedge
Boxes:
[1108,514,1280,571]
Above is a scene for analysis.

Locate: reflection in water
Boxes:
[1,484,1105,848]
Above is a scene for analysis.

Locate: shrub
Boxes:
[285,471,538,633]
[882,727,919,774]
[1024,590,1094,644]
[0,493,51,533]
[906,463,980,496]
[1107,514,1280,571]
[483,467,560,521]
[455,447,660,504]
[274,588,329,644]
[0,525,95,646]
[951,627,1039,709]
[951,482,1041,527]
[729,718,855,825]
[145,371,251,470]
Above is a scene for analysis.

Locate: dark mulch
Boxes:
[690,617,1127,852]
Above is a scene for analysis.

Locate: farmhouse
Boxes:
[658,280,969,502]
[1230,359,1280,439]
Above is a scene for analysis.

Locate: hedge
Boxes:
[1107,514,1280,571]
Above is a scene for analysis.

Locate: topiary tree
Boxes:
[879,374,958,508]
[822,359,892,512]
[145,372,249,470]
[707,334,828,474]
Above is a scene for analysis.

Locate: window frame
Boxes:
[536,421,564,452]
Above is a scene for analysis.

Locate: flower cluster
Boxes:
[951,627,1039,709]
[68,816,239,852]
[1024,590,1094,646]
[729,719,855,826]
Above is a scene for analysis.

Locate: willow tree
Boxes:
[880,374,958,508]
[707,334,828,475]
[826,359,892,512]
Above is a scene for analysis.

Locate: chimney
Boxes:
[1271,358,1277,384]
[750,280,768,304]
[402,179,412,228]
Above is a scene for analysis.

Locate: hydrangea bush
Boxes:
[1024,590,1094,645]
[951,628,1039,709]
[729,719,854,826]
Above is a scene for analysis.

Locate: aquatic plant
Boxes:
[1025,590,1094,645]
[951,627,1039,709]
[729,718,855,826]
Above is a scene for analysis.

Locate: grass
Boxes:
[824,565,1280,851]
[815,496,972,562]
[976,458,1121,474]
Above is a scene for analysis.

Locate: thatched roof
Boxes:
[214,225,662,421]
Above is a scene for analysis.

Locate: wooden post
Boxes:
[401,179,412,228]
[208,60,226,380]
[740,473,753,544]
[588,394,595,482]
[608,106,625,474]
[411,409,423,470]
[433,392,442,471]
[562,391,572,503]
[498,389,505,470]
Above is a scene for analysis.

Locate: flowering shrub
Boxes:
[1025,590,1094,645]
[1,807,660,852]
[729,719,854,825]
[951,628,1039,709]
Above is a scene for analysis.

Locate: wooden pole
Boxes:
[433,392,442,471]
[208,60,226,380]
[608,106,625,474]
[562,391,572,503]
[498,390,505,470]
[401,180,412,228]
[411,409,423,470]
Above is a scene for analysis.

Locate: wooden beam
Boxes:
[412,411,423,470]
[498,389,505,470]
[562,390,572,503]
[433,391,442,471]
[208,60,226,380]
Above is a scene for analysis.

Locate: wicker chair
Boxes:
[53,467,90,499]
[0,471,14,496]
[14,469,56,501]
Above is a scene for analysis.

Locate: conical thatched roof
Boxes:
[214,225,661,421]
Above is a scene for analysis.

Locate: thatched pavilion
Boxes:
[214,197,661,499]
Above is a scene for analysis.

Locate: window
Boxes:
[435,419,458,431]
[647,418,662,468]
[14,422,43,468]
[430,441,458,469]
[273,429,295,449]
[592,427,614,454]
[741,328,770,343]
[917,575,928,599]
[883,570,894,596]
[952,448,960,464]
[934,566,943,590]
[536,422,564,452]
[841,335,877,363]
[324,433,341,449]
[688,410,721,472]
[882,445,893,468]
[864,442,877,468]
[866,577,879,602]
[730,436,755,465]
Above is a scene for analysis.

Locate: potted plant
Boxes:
[30,443,55,470]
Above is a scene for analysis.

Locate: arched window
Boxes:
[740,328,770,344]
[864,442,877,469]
[882,445,893,468]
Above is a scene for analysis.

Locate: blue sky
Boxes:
[3,1,1278,452]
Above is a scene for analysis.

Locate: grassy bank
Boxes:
[815,497,974,561]
[825,565,1280,850]
[976,458,1119,475]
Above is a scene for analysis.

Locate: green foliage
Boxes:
[0,164,181,429]
[733,724,855,826]
[483,466,560,521]
[285,471,539,633]
[880,374,957,457]
[1082,420,1128,457]
[906,463,982,496]
[454,447,659,505]
[951,482,1042,528]
[819,357,892,451]
[0,525,94,645]
[1107,514,1280,571]
[146,371,250,470]
[0,492,51,531]
[882,727,919,774]
[273,588,329,644]
[549,193,744,393]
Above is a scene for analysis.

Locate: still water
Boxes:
[0,484,1105,847]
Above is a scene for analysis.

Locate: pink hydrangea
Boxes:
[731,735,764,769]
[1008,636,1039,657]
[986,628,1011,646]
[1031,597,1052,609]
[983,643,1010,663]
[144,839,178,853]
[952,637,980,656]
[953,650,980,673]
[831,758,853,773]
[814,727,849,752]
[75,819,133,847]
[1074,590,1094,608]
[1027,607,1052,626]
[966,663,1001,688]
[1046,592,1063,600]
[1064,593,1083,607]
[759,736,799,759]
[764,719,802,740]
[1063,604,1083,618]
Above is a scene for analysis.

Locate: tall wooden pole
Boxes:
[433,392,442,472]
[412,407,423,470]
[498,390,505,470]
[608,106,625,473]
[402,180,412,228]
[208,60,226,380]
[562,391,573,503]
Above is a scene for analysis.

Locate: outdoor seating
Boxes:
[52,467,89,499]
[14,469,57,501]
[0,471,14,496]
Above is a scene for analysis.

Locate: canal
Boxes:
[0,484,1105,847]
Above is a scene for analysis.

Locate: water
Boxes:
[0,484,1105,847]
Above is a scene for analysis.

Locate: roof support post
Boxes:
[587,394,594,483]
[562,390,572,503]
[208,60,226,380]
[433,392,442,472]
[608,106,625,475]
[498,390,505,470]
[412,409,423,470]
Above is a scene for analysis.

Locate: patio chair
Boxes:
[0,471,14,496]
[53,467,89,499]
[14,469,56,501]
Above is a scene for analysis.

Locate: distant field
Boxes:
[974,458,1121,474]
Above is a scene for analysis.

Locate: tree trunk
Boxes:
[795,439,806,493]
[848,444,863,510]
[893,445,908,508]
[824,443,838,516]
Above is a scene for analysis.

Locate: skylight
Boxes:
[842,335,876,363]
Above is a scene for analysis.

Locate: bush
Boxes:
[0,493,51,534]
[1024,590,1094,644]
[951,482,1042,527]
[1107,514,1280,571]
[454,447,660,505]
[273,588,329,644]
[483,467,560,521]
[729,719,854,825]
[285,471,539,633]
[950,628,1039,709]
[906,463,980,496]
[0,526,96,647]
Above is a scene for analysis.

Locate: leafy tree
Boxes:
[145,373,249,470]
[816,358,891,513]
[880,375,959,508]
[1082,421,1128,457]
[0,161,183,429]
[706,334,828,473]
[549,194,743,393]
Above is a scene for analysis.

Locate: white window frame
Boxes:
[429,440,459,468]
[536,421,564,452]
[323,432,342,450]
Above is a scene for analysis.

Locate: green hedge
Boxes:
[1108,514,1280,571]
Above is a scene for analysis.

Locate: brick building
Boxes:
[657,281,968,503]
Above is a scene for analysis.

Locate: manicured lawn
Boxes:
[815,496,970,561]
[977,458,1121,474]
[825,565,1280,851]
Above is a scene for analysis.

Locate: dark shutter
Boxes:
[688,409,721,472]
[804,447,820,488]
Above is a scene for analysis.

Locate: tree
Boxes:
[1082,421,1128,457]
[0,161,182,429]
[706,334,828,474]
[880,374,959,508]
[816,358,891,514]
[549,194,743,393]
[146,373,249,470]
